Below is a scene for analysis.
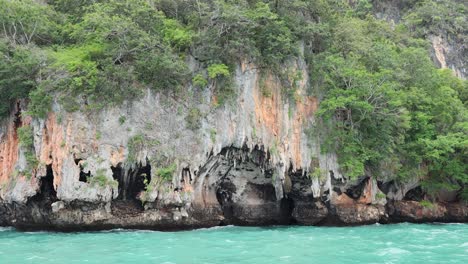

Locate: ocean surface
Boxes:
[0,223,467,264]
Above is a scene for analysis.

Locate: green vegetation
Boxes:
[144,122,153,131]
[269,140,279,156]
[186,108,202,130]
[88,169,118,188]
[403,0,467,37]
[0,0,466,199]
[17,126,34,148]
[260,74,272,98]
[140,162,176,202]
[207,64,230,79]
[0,41,42,117]
[127,134,161,164]
[309,168,327,182]
[419,200,435,209]
[375,192,387,200]
[304,1,466,200]
[118,116,126,125]
[192,74,208,88]
[209,129,217,143]
[27,85,53,118]
[17,125,38,177]
[155,163,177,182]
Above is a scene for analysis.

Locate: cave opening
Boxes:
[212,148,294,226]
[79,170,90,182]
[74,158,91,183]
[404,186,425,201]
[112,162,151,201]
[128,163,151,200]
[29,164,57,204]
[216,180,236,222]
[345,177,369,199]
[215,179,294,225]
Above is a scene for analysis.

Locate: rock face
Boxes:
[0,60,466,231]
[388,201,468,223]
[373,0,467,80]
[429,34,467,79]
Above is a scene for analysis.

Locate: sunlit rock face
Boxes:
[0,58,466,230]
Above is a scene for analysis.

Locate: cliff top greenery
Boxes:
[0,0,466,200]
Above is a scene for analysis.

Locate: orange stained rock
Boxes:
[39,113,66,189]
[252,68,318,168]
[253,73,282,139]
[333,192,355,206]
[110,146,125,167]
[291,95,318,167]
[0,103,33,184]
[0,118,19,184]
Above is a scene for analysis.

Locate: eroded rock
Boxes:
[292,201,328,225]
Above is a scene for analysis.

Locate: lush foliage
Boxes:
[155,163,177,182]
[0,0,466,199]
[17,125,34,147]
[309,1,467,200]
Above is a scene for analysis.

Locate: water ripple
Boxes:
[0,223,467,264]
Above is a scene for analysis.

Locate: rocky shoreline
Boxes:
[1,194,466,232]
[0,66,466,232]
[1,142,466,232]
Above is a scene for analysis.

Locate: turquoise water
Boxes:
[0,223,467,264]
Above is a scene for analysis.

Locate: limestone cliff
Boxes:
[0,58,466,230]
[373,0,467,79]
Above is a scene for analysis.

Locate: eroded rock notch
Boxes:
[112,162,151,201]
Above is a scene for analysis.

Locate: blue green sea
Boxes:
[0,223,467,263]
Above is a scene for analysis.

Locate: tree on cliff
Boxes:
[0,0,466,200]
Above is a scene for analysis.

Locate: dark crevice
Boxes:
[333,187,342,195]
[79,170,90,183]
[128,163,151,200]
[281,197,295,224]
[330,170,345,185]
[29,164,57,204]
[111,163,124,199]
[13,101,22,130]
[216,180,235,212]
[182,167,192,183]
[404,186,425,201]
[211,147,294,225]
[287,169,311,200]
[77,159,89,183]
[345,177,369,199]
[377,180,394,194]
[112,162,151,201]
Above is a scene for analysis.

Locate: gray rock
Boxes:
[51,201,65,213]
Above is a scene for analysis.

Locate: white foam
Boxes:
[377,247,410,256]
[195,225,235,231]
[0,227,14,232]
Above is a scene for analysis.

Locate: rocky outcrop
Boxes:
[389,201,468,223]
[430,34,467,79]
[0,58,466,231]
[292,201,328,225]
[2,141,465,231]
